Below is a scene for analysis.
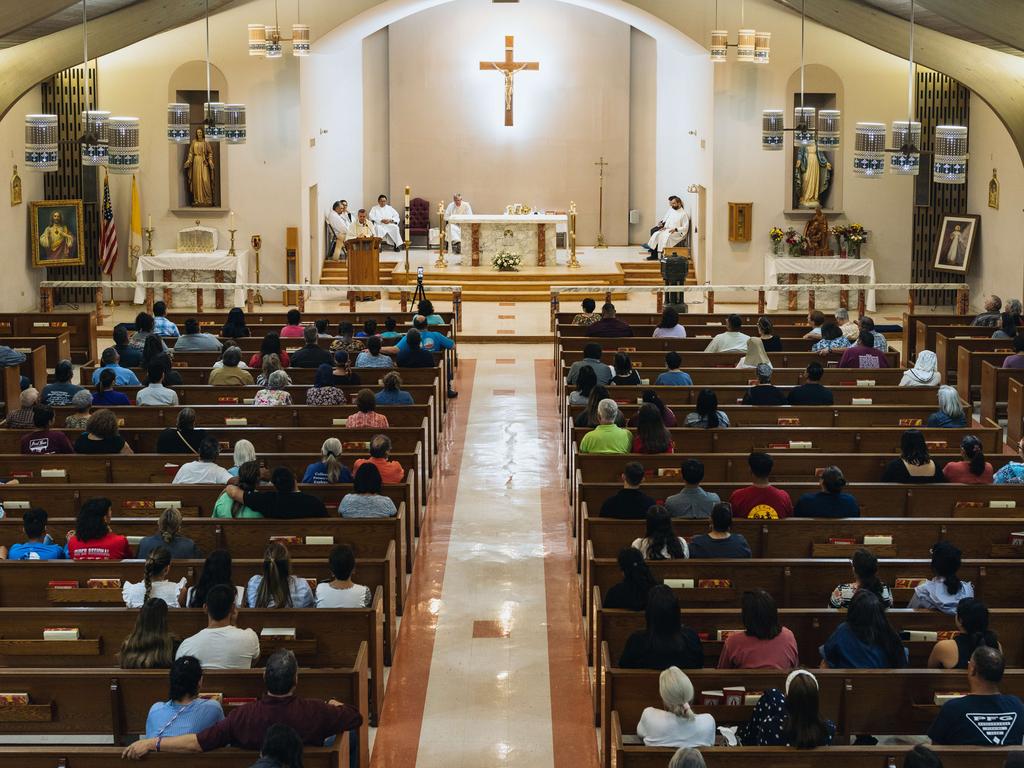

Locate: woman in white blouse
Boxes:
[637,666,716,747]
[315,544,372,608]
[123,546,187,608]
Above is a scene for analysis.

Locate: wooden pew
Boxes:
[101,383,436,405]
[1,346,46,414]
[80,365,441,388]
[581,384,940,407]
[907,312,972,358]
[0,311,98,364]
[936,334,1011,384]
[1010,378,1024,449]
[0,333,71,369]
[559,349,900,371]
[957,348,1014,403]
[0,747,348,768]
[558,336,855,353]
[167,309,454,326]
[555,312,809,326]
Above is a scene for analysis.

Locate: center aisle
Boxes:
[372,346,598,767]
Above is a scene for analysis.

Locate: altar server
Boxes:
[444,193,473,254]
[369,195,404,251]
[645,196,690,261]
[326,200,353,260]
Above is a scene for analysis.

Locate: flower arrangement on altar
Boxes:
[769,226,785,254]
[504,203,533,215]
[491,250,522,272]
[784,227,806,256]
[832,223,869,258]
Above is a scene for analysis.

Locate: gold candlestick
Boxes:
[567,201,581,268]
[434,201,448,269]
[594,156,608,248]
[228,228,237,258]
[250,234,264,306]
[143,226,155,257]
[404,185,411,274]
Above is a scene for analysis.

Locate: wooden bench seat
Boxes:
[570,384,940,408]
[0,311,98,364]
[558,336,861,353]
[0,746,348,768]
[79,364,442,389]
[0,333,71,369]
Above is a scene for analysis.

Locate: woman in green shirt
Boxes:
[212,460,263,518]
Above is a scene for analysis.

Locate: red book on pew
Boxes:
[217,396,240,404]
[9,471,33,479]
[0,694,29,705]
[700,691,724,706]
[223,697,257,708]
[269,536,303,545]
[87,578,121,589]
[48,580,78,590]
[698,579,732,589]
[828,537,856,545]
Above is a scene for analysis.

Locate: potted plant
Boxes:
[784,227,805,257]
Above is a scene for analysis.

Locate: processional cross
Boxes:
[480,36,539,127]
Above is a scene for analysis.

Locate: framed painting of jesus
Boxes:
[30,199,85,268]
[932,214,979,274]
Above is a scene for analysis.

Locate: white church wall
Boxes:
[628,29,658,244]
[362,29,390,210]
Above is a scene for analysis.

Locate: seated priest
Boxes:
[369,194,403,251]
[326,200,353,261]
[644,195,689,261]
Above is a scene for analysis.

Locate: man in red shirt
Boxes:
[838,330,890,369]
[19,406,74,455]
[728,452,793,520]
[123,649,362,758]
[353,434,405,484]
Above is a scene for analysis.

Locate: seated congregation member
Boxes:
[177,583,260,668]
[255,353,284,387]
[655,351,693,386]
[569,365,598,407]
[339,463,398,519]
[704,314,749,353]
[4,387,37,428]
[802,310,825,340]
[882,429,944,483]
[684,389,729,428]
[838,330,889,369]
[927,647,1024,746]
[1,508,63,560]
[306,363,347,406]
[901,350,941,387]
[92,346,141,386]
[586,302,633,337]
[130,311,169,352]
[137,364,180,406]
[829,548,893,609]
[579,399,632,454]
[820,590,908,668]
[653,306,686,339]
[619,584,703,670]
[137,507,202,559]
[172,318,222,352]
[859,316,888,351]
[359,318,380,338]
[66,498,130,559]
[604,547,659,611]
[628,390,677,427]
[736,337,771,370]
[631,505,689,560]
[186,550,244,608]
[611,352,642,385]
[123,546,187,608]
[119,597,175,669]
[228,440,256,477]
[600,462,655,520]
[632,403,674,454]
[379,317,401,341]
[156,409,207,454]
[302,438,353,484]
[971,294,1003,328]
[145,657,224,739]
[142,335,176,373]
[332,321,365,356]
[571,297,600,326]
[347,389,389,429]
[1003,335,1024,369]
[757,317,783,353]
[741,363,785,405]
[355,335,394,369]
[223,467,327,519]
[221,307,249,338]
[928,597,1000,669]
[254,369,293,406]
[787,362,833,405]
[354,434,405,483]
[249,332,290,369]
[112,325,143,367]
[399,314,454,355]
[729,452,793,520]
[279,308,305,339]
[395,329,434,368]
[20,405,74,455]
[736,670,835,747]
[255,723,304,768]
[943,435,994,483]
[247,542,315,608]
[331,350,362,385]
[40,360,83,405]
[718,588,799,670]
[811,322,852,357]
[315,544,371,608]
[172,437,233,485]
[289,326,331,368]
[927,384,968,428]
[903,746,943,768]
[65,389,94,430]
[636,666,715,748]
[566,342,612,385]
[665,459,719,519]
[688,503,751,558]
[94,368,130,406]
[835,307,860,340]
[575,386,625,428]
[152,301,179,337]
[376,370,414,405]
[794,466,860,518]
[995,436,1024,484]
[909,541,974,614]
[208,347,254,386]
[669,749,707,768]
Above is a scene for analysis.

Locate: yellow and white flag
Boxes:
[128,174,142,271]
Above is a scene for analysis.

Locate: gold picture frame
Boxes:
[10,165,22,207]
[30,199,85,268]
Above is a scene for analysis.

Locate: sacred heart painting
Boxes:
[30,199,85,268]
[932,214,979,274]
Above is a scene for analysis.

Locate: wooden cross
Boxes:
[480,35,539,127]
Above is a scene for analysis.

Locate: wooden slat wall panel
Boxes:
[911,66,969,306]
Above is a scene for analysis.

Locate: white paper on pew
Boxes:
[789,441,813,449]
[856,379,876,387]
[664,578,695,589]
[243,398,255,405]
[852,398,873,406]
[863,535,893,545]
[4,501,29,510]
[991,500,1017,508]
[225,418,248,426]
[305,536,334,545]
[40,469,66,478]
[333,419,348,426]
[155,501,181,509]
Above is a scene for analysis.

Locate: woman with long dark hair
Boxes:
[246,542,314,608]
[881,429,944,483]
[611,352,642,385]
[685,389,730,429]
[574,385,625,428]
[627,389,677,427]
[942,435,994,483]
[738,670,835,747]
[221,307,249,338]
[119,598,175,669]
[928,597,1001,669]
[828,548,893,608]
[618,584,704,669]
[212,460,262,519]
[909,540,974,613]
[757,317,783,353]
[143,656,224,738]
[248,332,290,369]
[719,588,799,670]
[821,590,907,668]
[255,723,305,768]
[631,505,689,560]
[66,496,131,559]
[604,547,659,611]
[569,364,598,407]
[653,307,687,339]
[306,363,347,406]
[93,367,130,406]
[632,403,674,454]
[186,550,242,608]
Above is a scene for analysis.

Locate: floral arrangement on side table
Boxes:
[492,250,522,272]
[784,227,806,256]
[832,223,869,258]
[769,227,785,254]
[504,203,533,215]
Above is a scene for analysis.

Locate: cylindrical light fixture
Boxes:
[108,116,141,174]
[852,122,886,177]
[167,103,190,144]
[793,107,816,146]
[709,30,728,62]
[224,104,247,144]
[816,109,841,150]
[933,125,968,184]
[81,110,111,166]
[762,109,784,151]
[890,120,922,175]
[754,32,771,64]
[737,29,756,62]
[265,26,283,58]
[292,24,310,56]
[204,102,226,142]
[248,24,267,56]
[25,114,59,172]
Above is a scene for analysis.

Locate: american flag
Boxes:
[99,171,118,275]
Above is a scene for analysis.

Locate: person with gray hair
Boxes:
[637,666,716,747]
[669,748,707,768]
[121,647,363,757]
[742,363,786,405]
[927,384,967,428]
[254,369,293,406]
[972,294,1002,327]
[208,346,254,386]
[65,389,95,430]
[580,398,633,454]
[290,325,331,369]
[834,307,860,340]
[5,387,39,429]
[91,346,141,386]
[444,192,473,254]
[230,439,257,477]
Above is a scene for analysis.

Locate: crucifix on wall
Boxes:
[480,35,539,127]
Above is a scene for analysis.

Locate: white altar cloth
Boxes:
[447,214,568,266]
[134,250,250,305]
[764,255,877,311]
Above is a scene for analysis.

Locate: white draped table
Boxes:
[446,213,567,266]
[764,254,877,311]
[134,250,250,306]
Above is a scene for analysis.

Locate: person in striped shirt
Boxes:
[152,301,180,337]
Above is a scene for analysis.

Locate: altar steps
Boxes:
[318,260,399,287]
[618,260,699,287]
[387,266,627,302]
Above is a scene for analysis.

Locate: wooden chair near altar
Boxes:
[409,197,430,248]
[347,236,382,301]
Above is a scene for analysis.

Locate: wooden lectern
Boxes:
[347,236,382,301]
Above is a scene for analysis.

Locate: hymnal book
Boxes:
[40,469,66,478]
[777,418,801,426]
[1009,532,1024,547]
[899,418,923,427]
[305,536,334,546]
[700,690,724,706]
[154,501,180,509]
[723,687,746,706]
[614,400,631,406]
[260,627,297,639]
[851,398,873,406]
[616,347,636,353]
[47,580,78,589]
[743,692,764,706]
[86,578,121,588]
[990,500,1017,509]
[3,501,29,510]
[716,629,744,642]
[657,467,681,478]
[663,579,695,589]
[9,471,33,479]
[789,441,813,449]
[936,630,958,640]
[934,692,965,705]
[903,630,938,642]
[828,537,856,545]
[696,632,710,642]
[43,628,80,640]
[343,442,370,451]
[269,536,303,545]
[954,501,985,509]
[241,400,255,407]
[217,396,240,404]
[162,464,179,477]
[855,379,876,387]
[767,443,790,450]
[223,697,257,708]
[925,441,948,450]
[0,694,29,705]
[332,419,348,427]
[863,535,893,546]
[698,579,732,589]
[198,692,223,702]
[123,500,156,510]
[895,577,927,589]
[224,418,248,426]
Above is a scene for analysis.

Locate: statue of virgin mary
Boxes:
[794,141,833,209]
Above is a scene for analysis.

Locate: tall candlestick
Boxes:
[229,211,235,230]
[147,214,152,229]
[404,186,411,209]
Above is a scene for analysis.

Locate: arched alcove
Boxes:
[785,63,845,215]
[167,61,230,214]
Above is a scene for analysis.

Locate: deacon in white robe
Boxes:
[369,195,403,250]
[346,209,376,241]
[644,196,690,261]
[444,193,473,253]
[326,200,354,260]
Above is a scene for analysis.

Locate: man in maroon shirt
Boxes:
[585,303,634,338]
[728,452,793,520]
[838,330,890,369]
[123,650,362,758]
[19,406,74,455]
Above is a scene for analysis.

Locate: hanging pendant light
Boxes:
[710,30,728,62]
[736,29,756,62]
[201,0,244,146]
[224,104,247,144]
[816,110,841,150]
[292,24,310,56]
[754,32,771,64]
[793,107,815,147]
[204,102,226,142]
[890,120,922,175]
[80,109,110,166]
[248,24,267,56]
[108,116,140,173]
[167,103,190,143]
[853,123,886,177]
[934,125,968,184]
[25,114,59,172]
[762,110,784,150]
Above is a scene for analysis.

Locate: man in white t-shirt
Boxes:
[172,437,233,485]
[175,584,260,669]
[704,314,751,353]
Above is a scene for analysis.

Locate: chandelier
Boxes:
[248,0,310,59]
[710,0,769,64]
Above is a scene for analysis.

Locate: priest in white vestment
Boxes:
[644,196,689,261]
[346,209,376,240]
[326,200,353,260]
[369,195,403,251]
[444,193,472,254]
